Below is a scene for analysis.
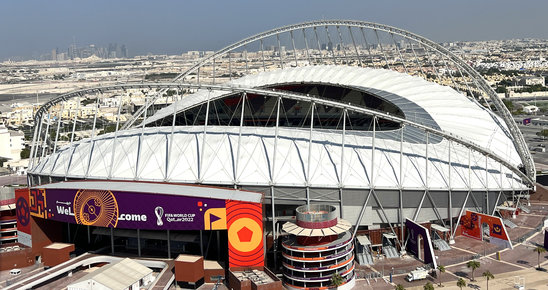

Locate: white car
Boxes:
[10,269,21,276]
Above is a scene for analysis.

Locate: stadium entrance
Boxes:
[19,181,265,268]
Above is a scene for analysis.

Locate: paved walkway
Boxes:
[385,201,548,289]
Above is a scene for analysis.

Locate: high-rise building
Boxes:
[121,44,128,58]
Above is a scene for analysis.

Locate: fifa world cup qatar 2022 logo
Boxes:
[74,189,119,228]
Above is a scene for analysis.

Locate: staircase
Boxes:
[503,219,518,229]
[518,204,531,214]
[382,246,399,258]
[357,251,374,265]
[432,239,451,251]
[356,244,374,265]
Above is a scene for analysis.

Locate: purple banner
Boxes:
[29,188,227,230]
[405,218,437,268]
[544,229,548,250]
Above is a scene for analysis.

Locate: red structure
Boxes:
[460,210,512,249]
[42,243,75,267]
[203,260,225,283]
[175,254,204,284]
[228,266,282,290]
[0,193,17,245]
[282,204,355,290]
[226,200,264,268]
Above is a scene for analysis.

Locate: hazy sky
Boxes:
[1,0,547,60]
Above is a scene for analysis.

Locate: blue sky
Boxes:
[1,0,547,59]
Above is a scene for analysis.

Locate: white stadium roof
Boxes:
[148,65,521,167]
[32,66,527,191]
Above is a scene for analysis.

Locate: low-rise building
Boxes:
[518,76,545,86]
[0,124,25,162]
[523,105,539,114]
[67,258,153,290]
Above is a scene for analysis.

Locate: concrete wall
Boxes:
[0,244,34,270]
[42,243,75,267]
[30,216,63,257]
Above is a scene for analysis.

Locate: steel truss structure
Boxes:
[123,20,535,182]
[27,20,534,256]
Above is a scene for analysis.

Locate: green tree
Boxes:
[81,98,96,106]
[482,270,494,290]
[395,284,405,290]
[534,246,546,270]
[20,147,30,159]
[495,86,507,94]
[437,265,446,287]
[423,281,434,290]
[466,260,480,281]
[330,273,343,286]
[456,278,466,289]
[537,129,548,138]
[503,99,514,111]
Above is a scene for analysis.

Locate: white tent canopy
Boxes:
[31,67,528,192]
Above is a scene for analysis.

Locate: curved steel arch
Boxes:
[29,82,534,186]
[116,19,533,181]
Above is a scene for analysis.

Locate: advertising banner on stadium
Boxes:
[15,188,32,247]
[544,229,548,249]
[544,229,548,250]
[405,218,437,268]
[460,210,512,249]
[27,184,265,267]
[29,187,228,231]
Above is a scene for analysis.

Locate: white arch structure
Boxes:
[120,20,534,182]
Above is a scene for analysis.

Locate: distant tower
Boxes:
[108,43,117,58]
[121,44,128,58]
[116,44,123,59]
[89,44,96,56]
[69,37,78,59]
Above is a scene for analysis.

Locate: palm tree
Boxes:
[482,270,494,290]
[330,273,343,286]
[466,260,480,281]
[423,281,434,290]
[534,246,546,270]
[395,284,406,290]
[456,278,466,290]
[437,265,446,287]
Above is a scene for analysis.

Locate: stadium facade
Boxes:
[24,20,534,263]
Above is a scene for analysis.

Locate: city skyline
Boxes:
[1,0,548,61]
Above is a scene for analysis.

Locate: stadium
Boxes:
[21,20,535,279]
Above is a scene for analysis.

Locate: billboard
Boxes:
[544,229,548,250]
[26,185,264,267]
[29,188,227,231]
[460,210,512,249]
[15,188,32,247]
[405,218,437,268]
[226,200,264,267]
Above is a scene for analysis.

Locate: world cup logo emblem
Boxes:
[74,190,119,228]
[155,206,164,226]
